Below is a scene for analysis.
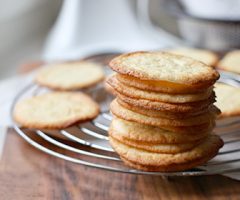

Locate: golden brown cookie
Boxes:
[35,61,105,90]
[116,74,208,94]
[160,122,215,134]
[218,50,240,73]
[109,118,210,143]
[120,155,210,172]
[110,131,201,154]
[104,80,116,96]
[117,92,216,113]
[110,99,219,127]
[109,51,219,89]
[109,135,223,172]
[13,92,100,129]
[165,47,219,66]
[106,74,213,103]
[117,98,215,119]
[215,83,240,118]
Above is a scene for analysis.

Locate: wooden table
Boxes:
[1,55,240,200]
[0,129,240,200]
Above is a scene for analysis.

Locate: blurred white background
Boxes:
[0,0,62,79]
[1,0,240,80]
[0,0,179,80]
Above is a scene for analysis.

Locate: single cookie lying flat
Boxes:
[160,122,215,135]
[215,83,240,118]
[110,99,219,127]
[35,61,104,90]
[110,51,219,89]
[218,50,240,73]
[166,47,219,66]
[109,135,223,172]
[117,92,216,113]
[110,130,201,154]
[116,74,208,94]
[106,74,213,103]
[117,98,215,119]
[109,118,210,144]
[14,92,100,129]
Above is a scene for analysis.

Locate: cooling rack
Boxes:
[11,71,240,176]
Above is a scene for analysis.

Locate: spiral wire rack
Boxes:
[11,70,240,176]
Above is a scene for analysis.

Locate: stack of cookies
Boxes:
[106,51,223,172]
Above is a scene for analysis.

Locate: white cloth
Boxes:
[0,74,33,158]
[0,74,34,126]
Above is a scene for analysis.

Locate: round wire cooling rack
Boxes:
[11,71,240,176]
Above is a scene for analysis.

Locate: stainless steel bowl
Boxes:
[178,19,240,51]
[163,1,240,51]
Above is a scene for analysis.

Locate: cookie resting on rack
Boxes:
[13,92,100,129]
[35,61,105,90]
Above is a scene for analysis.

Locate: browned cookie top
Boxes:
[109,51,219,87]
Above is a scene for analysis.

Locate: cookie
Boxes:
[120,154,210,172]
[109,135,223,172]
[104,80,116,96]
[117,92,216,113]
[110,131,201,154]
[117,74,208,94]
[106,74,213,103]
[13,92,100,129]
[35,61,105,90]
[109,118,210,144]
[215,83,240,118]
[117,98,214,119]
[218,50,240,73]
[110,99,219,127]
[165,47,219,66]
[160,122,215,135]
[109,51,219,88]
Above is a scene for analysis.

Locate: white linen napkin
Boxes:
[0,73,34,126]
[0,73,33,158]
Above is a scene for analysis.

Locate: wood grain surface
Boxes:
[0,130,239,200]
[2,54,240,200]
